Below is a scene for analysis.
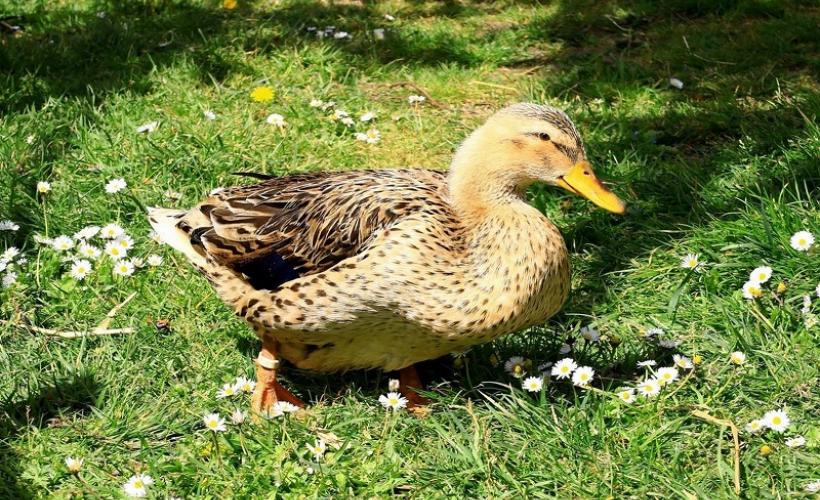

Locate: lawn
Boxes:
[1,0,819,497]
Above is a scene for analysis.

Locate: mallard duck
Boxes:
[148,103,625,414]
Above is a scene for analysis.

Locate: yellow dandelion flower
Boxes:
[223,0,237,9]
[759,444,773,456]
[692,354,703,365]
[250,86,274,103]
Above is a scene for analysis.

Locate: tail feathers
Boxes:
[147,207,208,267]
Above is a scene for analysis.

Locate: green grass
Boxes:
[1,0,819,497]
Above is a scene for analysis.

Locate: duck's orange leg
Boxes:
[250,340,305,420]
[399,364,430,411]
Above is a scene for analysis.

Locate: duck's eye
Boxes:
[530,132,551,141]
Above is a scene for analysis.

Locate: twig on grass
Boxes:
[96,292,137,330]
[28,326,135,338]
[691,409,741,496]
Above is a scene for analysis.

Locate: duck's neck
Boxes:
[448,148,568,313]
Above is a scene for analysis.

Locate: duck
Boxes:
[147,102,625,415]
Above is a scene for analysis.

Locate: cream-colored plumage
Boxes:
[148,103,625,410]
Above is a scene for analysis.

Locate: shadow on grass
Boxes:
[0,372,101,498]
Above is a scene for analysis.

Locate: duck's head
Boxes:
[450,103,626,214]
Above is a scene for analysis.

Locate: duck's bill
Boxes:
[556,161,626,214]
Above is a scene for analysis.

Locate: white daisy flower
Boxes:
[672,354,694,369]
[100,223,124,239]
[378,391,408,410]
[408,95,426,104]
[580,325,600,342]
[116,235,134,250]
[230,409,246,425]
[504,356,527,378]
[0,220,19,231]
[644,327,664,338]
[333,31,351,40]
[123,473,153,498]
[360,128,381,144]
[104,178,127,194]
[388,378,400,392]
[749,266,772,284]
[637,378,661,397]
[26,134,35,144]
[655,367,679,386]
[148,230,162,243]
[320,100,336,111]
[272,401,300,415]
[203,110,217,120]
[2,272,17,289]
[37,181,51,193]
[616,388,636,404]
[104,241,128,260]
[203,413,226,432]
[340,116,355,126]
[658,339,680,349]
[359,111,376,122]
[785,436,805,448]
[74,225,100,240]
[331,109,349,121]
[1,247,18,262]
[729,351,746,365]
[112,259,135,277]
[551,358,577,379]
[146,254,163,267]
[384,14,395,21]
[64,456,83,473]
[745,419,764,434]
[571,366,594,387]
[69,260,93,280]
[762,409,790,432]
[131,257,145,268]
[522,376,543,392]
[802,295,812,314]
[680,253,701,270]
[790,230,814,251]
[742,280,763,300]
[266,113,286,127]
[136,121,159,134]
[234,376,255,393]
[309,99,324,108]
[805,480,820,493]
[216,382,239,399]
[305,439,327,460]
[373,28,386,40]
[52,235,74,252]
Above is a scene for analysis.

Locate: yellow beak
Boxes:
[555,161,626,214]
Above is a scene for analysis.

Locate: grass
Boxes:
[1,0,818,497]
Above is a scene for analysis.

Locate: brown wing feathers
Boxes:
[177,169,447,289]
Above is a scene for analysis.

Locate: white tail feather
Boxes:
[147,207,208,267]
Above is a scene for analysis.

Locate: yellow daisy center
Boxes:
[134,480,144,488]
[798,238,806,245]
[771,416,781,425]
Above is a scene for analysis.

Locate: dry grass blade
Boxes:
[691,409,742,496]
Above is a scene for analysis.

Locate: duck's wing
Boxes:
[177,169,448,289]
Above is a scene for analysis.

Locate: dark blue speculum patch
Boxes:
[234,251,301,290]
